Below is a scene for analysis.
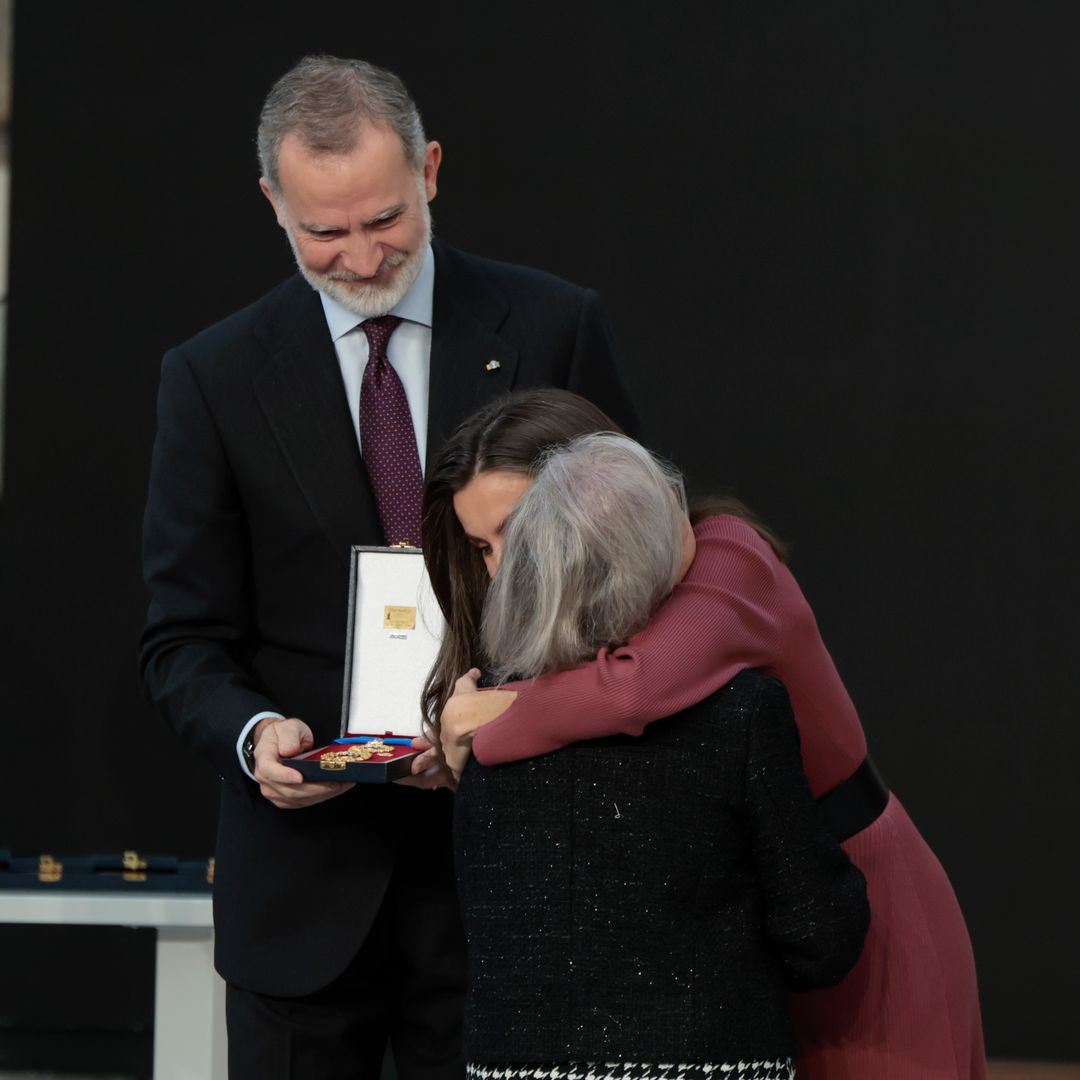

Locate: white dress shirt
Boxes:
[237,244,436,779]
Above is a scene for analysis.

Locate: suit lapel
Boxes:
[252,278,379,566]
[249,251,519,559]
[426,241,520,469]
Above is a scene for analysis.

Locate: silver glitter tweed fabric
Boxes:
[454,671,869,1062]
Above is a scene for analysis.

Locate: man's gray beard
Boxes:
[286,212,430,318]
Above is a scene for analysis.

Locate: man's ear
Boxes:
[422,142,442,202]
[258,177,287,227]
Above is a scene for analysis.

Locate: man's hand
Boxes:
[252,716,354,809]
[438,669,517,781]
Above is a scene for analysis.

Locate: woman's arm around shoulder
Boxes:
[472,515,788,766]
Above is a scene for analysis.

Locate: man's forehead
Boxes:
[278,123,407,171]
[274,124,415,218]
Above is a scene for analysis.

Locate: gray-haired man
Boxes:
[140,54,637,1078]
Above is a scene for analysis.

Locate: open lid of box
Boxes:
[340,545,446,740]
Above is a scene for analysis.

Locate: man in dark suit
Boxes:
[139,55,636,1079]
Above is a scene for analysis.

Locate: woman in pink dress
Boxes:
[420,387,987,1080]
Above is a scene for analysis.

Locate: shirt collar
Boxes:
[318,243,435,343]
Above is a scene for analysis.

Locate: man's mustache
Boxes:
[327,253,407,283]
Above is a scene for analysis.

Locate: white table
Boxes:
[0,890,226,1079]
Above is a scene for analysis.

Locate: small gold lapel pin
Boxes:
[484,359,501,372]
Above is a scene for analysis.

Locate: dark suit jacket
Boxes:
[140,239,638,996]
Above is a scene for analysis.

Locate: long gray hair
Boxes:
[481,433,687,682]
[257,55,427,190]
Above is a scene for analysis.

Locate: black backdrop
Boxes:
[1,0,1078,1063]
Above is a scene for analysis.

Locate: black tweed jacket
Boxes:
[453,670,870,1063]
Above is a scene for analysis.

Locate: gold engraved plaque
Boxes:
[383,605,417,631]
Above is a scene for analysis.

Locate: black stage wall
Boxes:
[1,0,1077,1062]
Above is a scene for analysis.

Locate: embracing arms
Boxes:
[464,515,788,764]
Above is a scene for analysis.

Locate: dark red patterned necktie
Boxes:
[359,315,424,547]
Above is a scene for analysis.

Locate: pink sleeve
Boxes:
[471,515,786,765]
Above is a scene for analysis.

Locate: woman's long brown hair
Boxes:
[420,388,786,735]
[421,389,621,733]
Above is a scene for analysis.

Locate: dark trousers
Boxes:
[225,853,467,1080]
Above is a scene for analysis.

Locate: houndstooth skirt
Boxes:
[466,1061,796,1080]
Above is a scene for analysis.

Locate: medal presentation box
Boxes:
[290,546,445,784]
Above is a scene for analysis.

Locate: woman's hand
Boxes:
[397,746,456,790]
[439,668,518,781]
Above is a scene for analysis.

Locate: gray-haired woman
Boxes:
[420,406,870,1080]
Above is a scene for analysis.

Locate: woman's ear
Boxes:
[676,515,696,582]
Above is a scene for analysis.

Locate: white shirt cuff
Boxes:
[236,711,285,781]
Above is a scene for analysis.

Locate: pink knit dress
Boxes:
[472,515,987,1080]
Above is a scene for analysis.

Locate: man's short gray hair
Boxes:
[257,54,427,191]
[481,433,687,681]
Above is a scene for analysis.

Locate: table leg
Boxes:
[153,926,227,1080]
